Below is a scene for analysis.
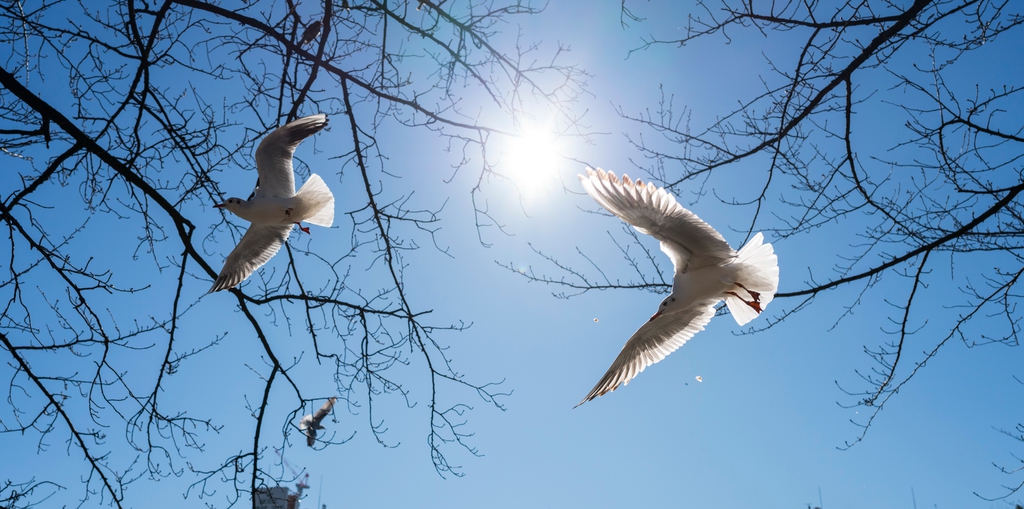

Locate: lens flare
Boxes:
[502,125,560,192]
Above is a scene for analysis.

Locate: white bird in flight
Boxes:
[300,396,337,447]
[210,114,335,293]
[576,167,779,406]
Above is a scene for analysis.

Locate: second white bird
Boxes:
[210,114,335,293]
[576,167,779,406]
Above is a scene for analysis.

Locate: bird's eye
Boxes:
[671,297,676,302]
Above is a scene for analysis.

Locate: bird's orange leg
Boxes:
[284,208,311,233]
[726,291,763,313]
[734,282,761,303]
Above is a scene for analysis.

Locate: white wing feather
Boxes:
[577,302,717,406]
[209,225,291,292]
[579,167,734,272]
[254,114,328,198]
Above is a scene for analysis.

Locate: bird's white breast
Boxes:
[672,263,740,309]
[233,197,300,225]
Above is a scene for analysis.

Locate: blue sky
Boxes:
[273,3,1024,507]
[3,1,1024,508]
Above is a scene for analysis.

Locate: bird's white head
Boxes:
[213,197,245,214]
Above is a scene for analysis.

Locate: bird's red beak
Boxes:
[213,202,225,209]
[648,310,663,322]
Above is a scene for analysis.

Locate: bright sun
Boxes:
[502,126,561,190]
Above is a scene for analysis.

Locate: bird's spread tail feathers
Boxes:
[295,173,335,227]
[724,232,779,326]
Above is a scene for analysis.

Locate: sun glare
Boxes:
[502,126,561,192]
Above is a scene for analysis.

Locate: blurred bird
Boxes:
[299,20,322,46]
[575,167,779,406]
[300,397,337,447]
[210,114,334,292]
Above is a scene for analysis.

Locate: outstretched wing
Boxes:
[310,396,337,427]
[577,302,718,406]
[209,224,292,292]
[254,114,328,198]
[579,167,734,272]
